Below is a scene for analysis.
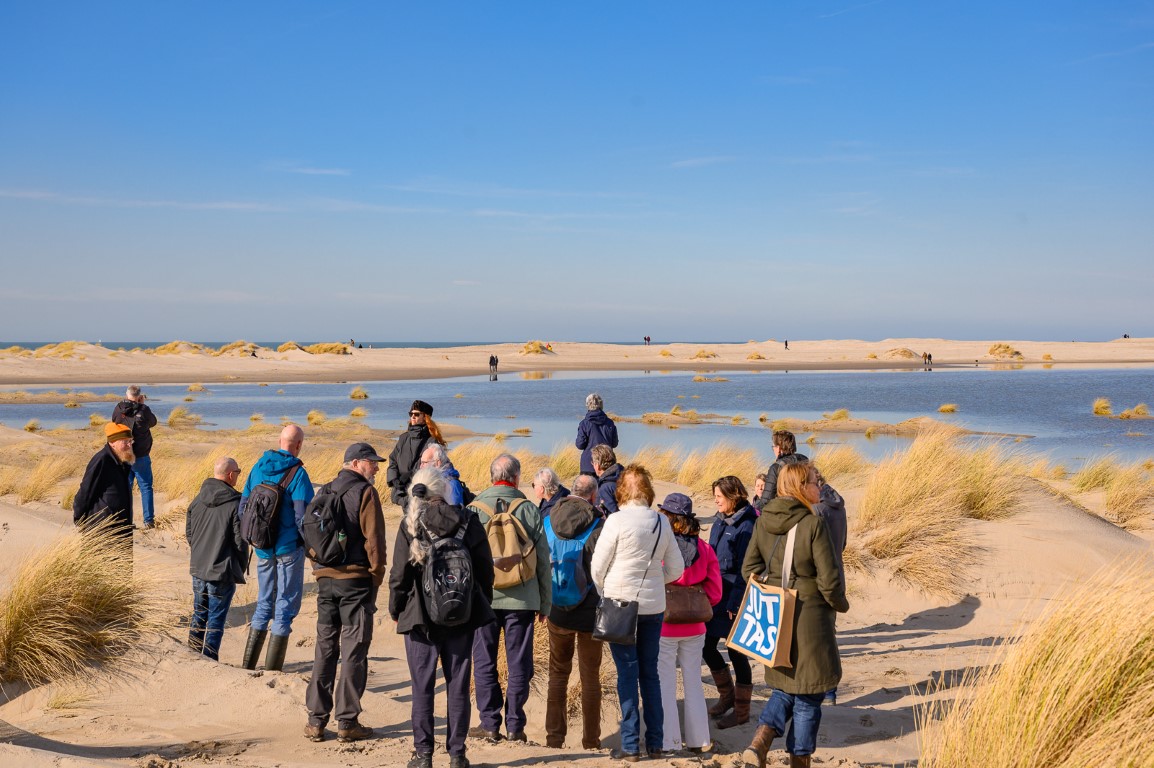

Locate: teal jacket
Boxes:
[468,484,552,615]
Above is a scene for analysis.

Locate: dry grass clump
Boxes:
[187,383,207,393]
[307,409,326,426]
[214,340,259,356]
[1092,397,1112,416]
[865,352,878,360]
[988,343,1023,359]
[166,407,203,429]
[88,413,107,427]
[152,341,206,355]
[303,342,349,355]
[1023,458,1067,482]
[17,457,81,504]
[747,352,766,361]
[659,349,673,358]
[917,561,1154,768]
[1104,466,1154,529]
[1119,403,1150,420]
[349,407,367,419]
[690,349,718,360]
[692,375,728,383]
[277,341,303,353]
[731,415,749,426]
[249,413,263,423]
[521,340,552,354]
[349,386,369,400]
[0,524,165,684]
[33,341,86,359]
[883,347,918,360]
[1042,353,1054,361]
[24,419,40,433]
[812,445,870,481]
[938,403,958,413]
[822,408,851,421]
[1070,455,1119,491]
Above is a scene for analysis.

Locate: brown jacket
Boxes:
[742,496,848,695]
[313,471,388,586]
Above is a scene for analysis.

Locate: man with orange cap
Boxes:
[73,421,137,540]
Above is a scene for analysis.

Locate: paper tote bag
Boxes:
[593,597,640,645]
[725,523,800,669]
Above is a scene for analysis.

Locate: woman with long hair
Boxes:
[704,475,760,728]
[389,468,494,768]
[590,465,684,762]
[656,493,722,754]
[386,400,445,509]
[740,462,848,768]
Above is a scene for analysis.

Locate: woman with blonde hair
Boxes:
[591,465,684,761]
[740,462,848,768]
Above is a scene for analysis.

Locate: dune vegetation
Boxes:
[521,340,550,354]
[938,403,958,413]
[166,407,203,428]
[988,343,1023,359]
[1092,397,1113,416]
[349,386,369,400]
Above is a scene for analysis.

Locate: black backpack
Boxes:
[301,480,354,567]
[241,463,300,549]
[420,517,474,627]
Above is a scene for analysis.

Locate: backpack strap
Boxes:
[278,463,300,491]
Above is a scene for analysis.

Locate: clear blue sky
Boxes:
[2,2,1151,342]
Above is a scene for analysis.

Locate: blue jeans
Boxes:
[252,548,304,636]
[189,577,236,661]
[609,612,664,754]
[130,454,154,525]
[757,689,825,756]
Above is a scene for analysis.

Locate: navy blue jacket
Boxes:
[596,463,623,516]
[576,409,619,475]
[705,501,758,637]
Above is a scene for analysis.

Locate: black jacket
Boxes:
[388,500,495,634]
[597,463,623,515]
[111,400,158,457]
[187,477,247,583]
[73,444,133,537]
[756,452,810,511]
[386,424,432,506]
[547,496,603,632]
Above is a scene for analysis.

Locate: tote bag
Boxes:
[725,524,799,669]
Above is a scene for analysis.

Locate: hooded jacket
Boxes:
[111,399,158,457]
[576,408,619,475]
[387,423,432,506]
[537,485,570,518]
[546,496,603,632]
[742,496,848,695]
[596,463,623,516]
[814,483,847,583]
[388,500,495,634]
[705,500,759,637]
[239,449,314,558]
[590,501,685,615]
[187,477,247,583]
[73,443,133,537]
[755,452,811,510]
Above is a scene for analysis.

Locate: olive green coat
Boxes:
[741,497,849,695]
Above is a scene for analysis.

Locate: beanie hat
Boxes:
[105,422,132,443]
[410,399,434,417]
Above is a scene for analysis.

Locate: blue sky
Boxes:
[2,2,1151,342]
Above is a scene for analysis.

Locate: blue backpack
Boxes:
[545,517,597,609]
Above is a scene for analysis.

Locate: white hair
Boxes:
[534,467,560,497]
[403,467,450,566]
[586,393,603,411]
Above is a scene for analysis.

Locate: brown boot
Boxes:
[789,754,811,768]
[716,683,753,729]
[741,724,777,768]
[708,667,735,717]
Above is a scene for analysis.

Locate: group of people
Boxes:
[71,388,848,768]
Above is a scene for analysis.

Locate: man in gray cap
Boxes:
[304,442,388,744]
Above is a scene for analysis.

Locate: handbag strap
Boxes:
[782,524,798,590]
[634,517,662,601]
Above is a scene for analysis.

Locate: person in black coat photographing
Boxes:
[387,400,445,509]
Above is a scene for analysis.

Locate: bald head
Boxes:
[279,424,304,456]
[214,456,241,488]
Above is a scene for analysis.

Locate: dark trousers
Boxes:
[702,633,753,685]
[406,626,474,757]
[472,608,535,734]
[306,577,376,728]
[546,619,603,748]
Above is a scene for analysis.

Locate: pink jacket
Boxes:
[661,538,722,638]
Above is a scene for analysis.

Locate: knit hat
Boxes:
[410,399,434,417]
[105,422,132,443]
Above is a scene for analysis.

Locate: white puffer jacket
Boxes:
[591,501,685,615]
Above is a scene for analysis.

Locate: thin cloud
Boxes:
[670,156,737,169]
[0,188,282,212]
[818,0,886,19]
[1070,41,1154,65]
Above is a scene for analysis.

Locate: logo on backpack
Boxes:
[300,482,349,567]
[241,463,300,550]
[545,516,597,609]
[472,498,536,590]
[421,519,474,627]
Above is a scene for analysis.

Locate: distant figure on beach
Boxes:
[489,354,499,374]
[239,424,314,672]
[576,393,619,477]
[73,421,136,541]
[303,442,388,745]
[592,445,624,516]
[112,385,158,529]
[387,400,444,509]
[784,340,789,351]
[186,456,247,661]
[755,430,809,512]
[644,335,651,346]
[921,352,928,365]
[1124,333,1130,339]
[927,353,933,365]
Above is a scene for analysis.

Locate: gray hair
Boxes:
[572,474,598,501]
[126,385,142,399]
[421,442,450,467]
[586,393,603,411]
[534,467,560,497]
[403,467,450,566]
[591,444,616,470]
[490,453,521,484]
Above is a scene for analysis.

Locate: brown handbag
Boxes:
[664,583,714,624]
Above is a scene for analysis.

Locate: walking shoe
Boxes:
[449,755,471,768]
[648,748,676,759]
[610,748,643,762]
[303,724,325,742]
[336,721,374,742]
[508,731,528,743]
[406,753,433,768]
[467,726,502,742]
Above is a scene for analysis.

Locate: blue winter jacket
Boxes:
[240,449,314,558]
[576,409,619,475]
[705,501,758,637]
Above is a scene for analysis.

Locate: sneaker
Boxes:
[648,747,676,759]
[449,756,471,768]
[406,753,433,768]
[508,731,528,743]
[467,726,502,742]
[610,748,643,762]
[336,721,374,742]
[303,724,325,742]
[140,522,155,531]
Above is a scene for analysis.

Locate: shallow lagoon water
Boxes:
[3,366,1152,466]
